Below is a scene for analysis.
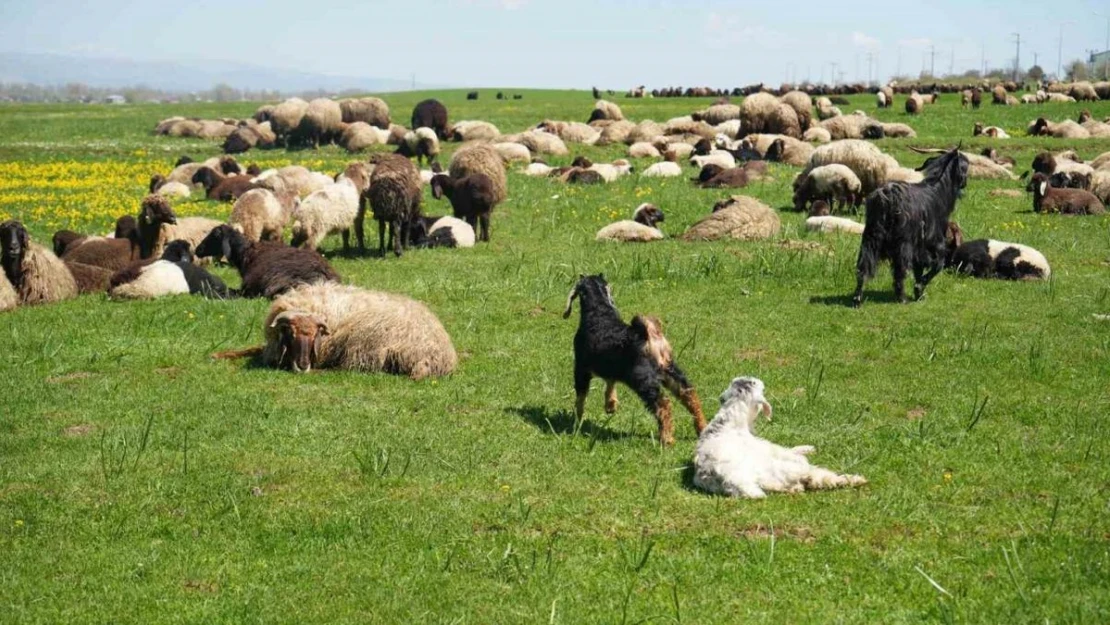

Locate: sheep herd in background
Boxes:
[5,80,1110,499]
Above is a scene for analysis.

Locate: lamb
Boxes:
[681,196,781,241]
[396,127,441,166]
[448,143,508,205]
[693,377,866,499]
[229,188,296,243]
[945,224,1050,280]
[192,167,258,201]
[792,164,863,213]
[358,154,423,257]
[852,147,969,306]
[588,100,624,123]
[1028,118,1091,139]
[195,225,339,298]
[562,274,706,446]
[149,174,191,198]
[804,200,865,234]
[595,204,665,242]
[973,122,1009,138]
[407,215,476,249]
[450,120,500,142]
[135,195,223,261]
[430,173,497,243]
[1,220,79,306]
[1029,173,1106,215]
[411,99,449,139]
[216,283,456,379]
[109,240,230,300]
[339,97,390,129]
[641,161,683,178]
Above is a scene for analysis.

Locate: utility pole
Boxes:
[949,43,955,76]
[896,47,902,78]
[1011,33,1021,82]
[867,53,874,84]
[929,44,936,76]
[981,44,986,75]
[830,62,838,86]
[1058,24,1064,79]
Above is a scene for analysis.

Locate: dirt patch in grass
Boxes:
[906,406,927,420]
[737,523,815,543]
[46,371,92,384]
[183,580,219,594]
[988,189,1023,198]
[62,424,95,437]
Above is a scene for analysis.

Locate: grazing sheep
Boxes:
[905,91,924,115]
[450,120,500,142]
[192,167,258,201]
[448,143,508,206]
[792,164,862,213]
[740,92,801,138]
[396,127,441,165]
[876,90,889,108]
[682,196,781,241]
[217,283,457,379]
[430,173,498,242]
[195,225,339,298]
[595,204,665,242]
[408,215,476,249]
[973,122,1009,138]
[411,99,450,140]
[799,139,907,195]
[779,90,813,131]
[339,97,390,129]
[287,177,362,251]
[339,122,391,152]
[852,147,969,306]
[804,200,865,234]
[945,225,1050,280]
[588,100,624,123]
[358,154,422,257]
[693,377,866,499]
[136,195,223,261]
[270,98,310,144]
[563,274,707,446]
[0,220,78,305]
[229,188,296,243]
[641,161,683,178]
[1029,173,1106,215]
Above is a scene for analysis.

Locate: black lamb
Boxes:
[852,146,969,306]
[411,99,449,140]
[563,274,707,447]
[430,173,497,243]
[195,225,339,298]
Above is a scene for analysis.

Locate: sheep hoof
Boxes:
[604,399,619,414]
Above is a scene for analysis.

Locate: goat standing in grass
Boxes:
[563,274,706,446]
[852,146,968,306]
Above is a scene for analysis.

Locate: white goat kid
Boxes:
[693,377,866,499]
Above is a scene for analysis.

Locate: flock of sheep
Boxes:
[4,80,1110,498]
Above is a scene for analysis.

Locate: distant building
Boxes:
[104,94,126,104]
[1090,50,1110,72]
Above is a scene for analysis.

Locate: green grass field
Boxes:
[1,89,1109,624]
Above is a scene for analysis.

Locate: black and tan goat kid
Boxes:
[562,274,706,446]
[852,146,969,307]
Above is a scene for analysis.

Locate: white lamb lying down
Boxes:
[805,215,865,234]
[693,377,866,499]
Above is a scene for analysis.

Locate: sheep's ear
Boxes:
[221,238,232,263]
[759,400,773,421]
[562,287,577,319]
[314,315,330,336]
[1038,181,1047,196]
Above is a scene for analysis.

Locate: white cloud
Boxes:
[705,13,788,50]
[852,32,880,50]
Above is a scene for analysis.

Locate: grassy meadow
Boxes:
[1,89,1109,624]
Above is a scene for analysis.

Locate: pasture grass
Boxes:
[1,89,1109,624]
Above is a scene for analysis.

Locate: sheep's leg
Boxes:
[378,219,387,256]
[341,229,350,252]
[354,209,366,252]
[892,246,912,304]
[802,466,867,491]
[791,445,816,456]
[604,381,619,414]
[392,219,403,257]
[479,214,490,243]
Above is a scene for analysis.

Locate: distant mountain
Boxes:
[0,52,429,93]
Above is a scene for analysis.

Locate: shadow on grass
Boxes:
[809,290,905,307]
[678,461,700,493]
[506,405,635,442]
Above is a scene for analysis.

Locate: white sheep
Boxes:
[229,188,296,243]
[492,142,531,163]
[288,177,361,251]
[693,377,867,499]
[109,260,190,300]
[425,216,476,248]
[523,163,554,177]
[588,159,634,183]
[595,203,665,242]
[641,162,683,178]
[690,151,736,170]
[805,215,865,234]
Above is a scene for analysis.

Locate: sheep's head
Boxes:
[219,156,242,175]
[945,221,964,250]
[270,311,330,373]
[1030,118,1049,136]
[174,155,194,167]
[0,220,29,284]
[195,224,240,263]
[149,174,165,193]
[862,123,885,139]
[191,167,220,189]
[429,174,451,200]
[140,194,177,227]
[1031,152,1056,175]
[765,138,786,162]
[632,203,664,227]
[973,122,984,136]
[115,215,138,240]
[697,164,725,183]
[693,138,712,156]
[563,273,613,319]
[1078,110,1091,124]
[1028,172,1049,197]
[808,200,831,217]
[718,377,772,428]
[161,239,193,263]
[570,155,593,169]
[246,163,262,176]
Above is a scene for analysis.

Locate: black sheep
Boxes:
[852,146,969,306]
[563,274,706,447]
[466,91,479,100]
[411,99,449,141]
[195,225,339,298]
[430,173,497,243]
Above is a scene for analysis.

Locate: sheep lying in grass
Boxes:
[693,377,866,499]
[1,220,78,306]
[0,271,16,312]
[215,283,457,379]
[196,225,339,298]
[563,274,706,446]
[408,215,476,249]
[682,196,781,241]
[1029,173,1106,215]
[595,204,665,242]
[945,223,1050,280]
[136,195,223,262]
[804,200,865,234]
[109,240,230,300]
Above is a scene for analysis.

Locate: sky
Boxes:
[1,0,1108,88]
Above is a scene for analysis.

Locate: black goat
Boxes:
[563,274,706,447]
[852,146,968,306]
[430,173,497,242]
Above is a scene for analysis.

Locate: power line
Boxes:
[1011,33,1021,82]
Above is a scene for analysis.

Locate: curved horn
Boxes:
[909,146,945,154]
[562,287,578,319]
[270,310,303,327]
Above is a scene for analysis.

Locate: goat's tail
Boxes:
[855,228,881,280]
[211,346,263,360]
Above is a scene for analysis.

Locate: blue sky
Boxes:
[1,0,1108,87]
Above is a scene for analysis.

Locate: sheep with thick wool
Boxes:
[358,154,423,257]
[270,98,309,144]
[450,120,500,142]
[288,177,361,251]
[1,220,79,306]
[339,97,390,129]
[693,377,866,499]
[682,196,781,241]
[588,100,624,123]
[799,140,910,195]
[596,204,665,242]
[793,164,863,213]
[229,188,297,243]
[217,283,457,379]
